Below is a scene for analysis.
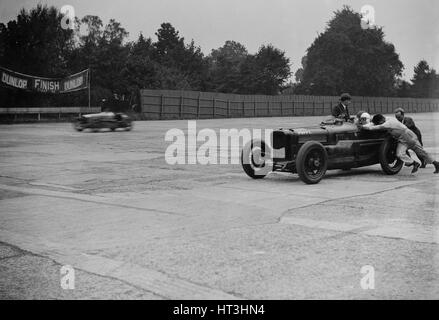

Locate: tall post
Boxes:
[213,97,216,118]
[180,95,184,119]
[160,94,164,119]
[197,93,201,119]
[88,68,91,109]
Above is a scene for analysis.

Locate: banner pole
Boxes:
[88,68,91,109]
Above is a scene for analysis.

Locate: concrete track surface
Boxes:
[0,113,438,299]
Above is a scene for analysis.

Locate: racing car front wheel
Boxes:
[379,138,403,175]
[125,121,133,131]
[296,141,328,184]
[73,120,83,131]
[241,139,272,179]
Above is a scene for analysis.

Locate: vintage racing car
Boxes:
[73,111,133,132]
[241,119,403,184]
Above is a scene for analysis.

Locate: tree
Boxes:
[72,16,130,100]
[103,19,128,44]
[0,5,76,107]
[154,22,183,59]
[395,79,412,98]
[124,34,159,92]
[243,44,291,95]
[207,41,290,94]
[153,23,207,90]
[0,4,75,77]
[98,19,130,95]
[78,15,103,47]
[207,40,249,93]
[410,60,439,98]
[295,6,403,96]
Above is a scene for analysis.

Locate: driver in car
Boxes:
[361,114,439,174]
[354,111,372,126]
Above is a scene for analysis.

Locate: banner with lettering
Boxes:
[0,67,89,94]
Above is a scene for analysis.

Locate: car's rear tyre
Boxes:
[241,139,272,179]
[379,138,403,175]
[296,141,328,184]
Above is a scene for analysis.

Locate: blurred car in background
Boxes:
[73,111,133,132]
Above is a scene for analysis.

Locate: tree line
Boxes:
[290,7,439,98]
[0,5,438,109]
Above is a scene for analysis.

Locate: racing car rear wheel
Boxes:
[296,141,328,184]
[241,139,272,179]
[379,138,403,175]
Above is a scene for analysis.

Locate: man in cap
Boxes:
[332,93,352,122]
[394,108,423,144]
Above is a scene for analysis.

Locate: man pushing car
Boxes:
[361,114,439,174]
[394,107,426,168]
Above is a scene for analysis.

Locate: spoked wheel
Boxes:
[241,139,272,179]
[296,141,328,184]
[379,138,403,175]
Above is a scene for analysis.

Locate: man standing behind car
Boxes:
[332,93,352,122]
[394,108,423,144]
[394,107,426,167]
[361,114,439,174]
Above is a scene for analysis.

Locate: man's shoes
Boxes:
[411,161,420,174]
[433,161,439,174]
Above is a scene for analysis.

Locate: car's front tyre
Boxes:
[125,121,133,131]
[379,137,403,175]
[296,141,328,184]
[73,119,84,132]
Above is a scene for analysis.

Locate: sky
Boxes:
[1,0,438,81]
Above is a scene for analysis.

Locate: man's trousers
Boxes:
[397,142,434,165]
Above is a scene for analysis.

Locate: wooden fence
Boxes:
[140,89,439,120]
